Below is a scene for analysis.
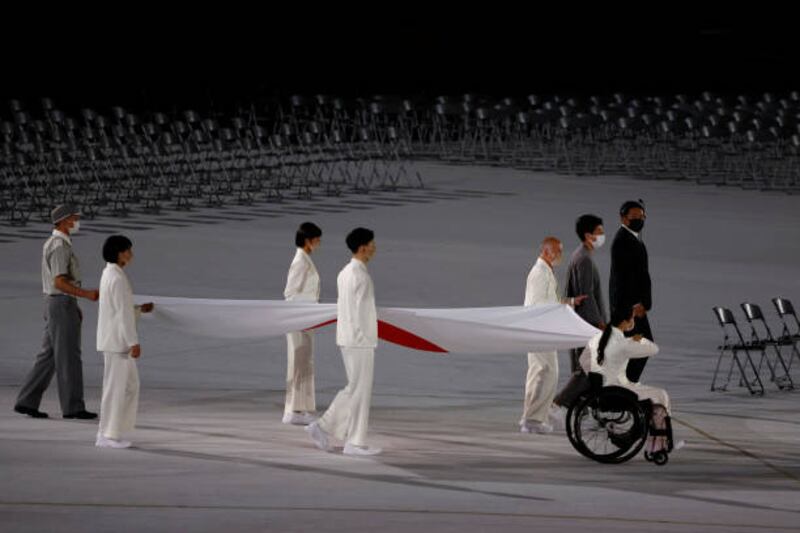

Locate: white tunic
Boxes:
[580,327,670,411]
[283,248,321,302]
[336,258,377,348]
[524,257,560,307]
[97,263,139,353]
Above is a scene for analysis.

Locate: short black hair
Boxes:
[102,235,132,264]
[575,214,603,242]
[295,222,322,247]
[620,199,645,217]
[346,227,374,253]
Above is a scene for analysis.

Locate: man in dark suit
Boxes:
[609,200,652,383]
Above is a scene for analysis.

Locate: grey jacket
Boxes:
[565,244,607,328]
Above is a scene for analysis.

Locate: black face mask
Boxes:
[628,218,645,232]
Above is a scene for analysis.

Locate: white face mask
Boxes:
[68,220,80,235]
[592,234,605,249]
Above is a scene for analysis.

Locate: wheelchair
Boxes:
[565,373,674,465]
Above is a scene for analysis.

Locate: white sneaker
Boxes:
[547,405,567,430]
[282,412,316,426]
[520,421,553,434]
[343,443,382,456]
[95,436,132,449]
[306,422,333,452]
[673,439,686,451]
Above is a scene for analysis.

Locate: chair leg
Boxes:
[711,346,730,391]
[770,345,794,390]
[740,348,766,395]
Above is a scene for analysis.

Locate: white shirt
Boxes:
[96,263,140,353]
[283,248,321,302]
[622,224,639,239]
[336,258,377,348]
[524,257,560,306]
[580,327,658,387]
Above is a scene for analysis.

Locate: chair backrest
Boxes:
[741,302,776,340]
[773,297,800,333]
[713,306,750,344]
[773,297,796,317]
[713,306,735,326]
[740,302,764,322]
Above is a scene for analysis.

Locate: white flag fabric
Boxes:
[135,296,599,354]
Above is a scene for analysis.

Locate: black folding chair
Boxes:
[740,303,794,390]
[772,297,800,373]
[711,307,764,395]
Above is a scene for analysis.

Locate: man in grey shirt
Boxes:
[14,204,100,419]
[553,214,607,410]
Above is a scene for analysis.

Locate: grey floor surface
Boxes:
[1,163,799,532]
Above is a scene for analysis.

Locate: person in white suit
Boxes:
[307,227,381,456]
[580,307,675,453]
[521,237,586,434]
[95,235,153,449]
[282,222,322,426]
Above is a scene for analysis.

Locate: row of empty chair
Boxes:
[712,298,799,395]
[0,97,425,225]
[2,90,799,226]
[276,91,800,192]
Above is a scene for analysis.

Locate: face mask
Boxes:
[68,220,80,235]
[628,218,645,233]
[592,234,606,249]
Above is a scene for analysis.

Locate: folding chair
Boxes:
[772,297,800,373]
[711,307,765,395]
[740,303,794,390]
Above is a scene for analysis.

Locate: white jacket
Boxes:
[525,257,560,306]
[336,258,377,348]
[525,257,560,356]
[580,327,659,387]
[283,248,320,302]
[97,263,140,353]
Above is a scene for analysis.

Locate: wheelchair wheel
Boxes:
[567,387,648,464]
[652,451,669,466]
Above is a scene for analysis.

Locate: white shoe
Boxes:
[95,436,132,449]
[547,405,567,430]
[520,421,553,434]
[306,422,333,452]
[673,439,686,451]
[343,443,382,456]
[282,412,316,426]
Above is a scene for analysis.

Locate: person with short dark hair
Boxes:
[308,227,381,456]
[14,204,100,420]
[552,214,608,411]
[95,235,153,448]
[609,199,653,382]
[282,222,322,426]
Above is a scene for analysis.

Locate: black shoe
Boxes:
[14,405,49,419]
[62,410,97,420]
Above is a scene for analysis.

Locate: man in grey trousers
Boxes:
[553,214,607,411]
[14,204,100,419]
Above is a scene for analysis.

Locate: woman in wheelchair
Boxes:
[567,307,677,465]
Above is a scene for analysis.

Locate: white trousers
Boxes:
[628,383,671,414]
[317,347,374,447]
[284,331,316,415]
[522,351,558,424]
[99,351,140,440]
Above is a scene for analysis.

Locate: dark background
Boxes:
[0,5,795,112]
